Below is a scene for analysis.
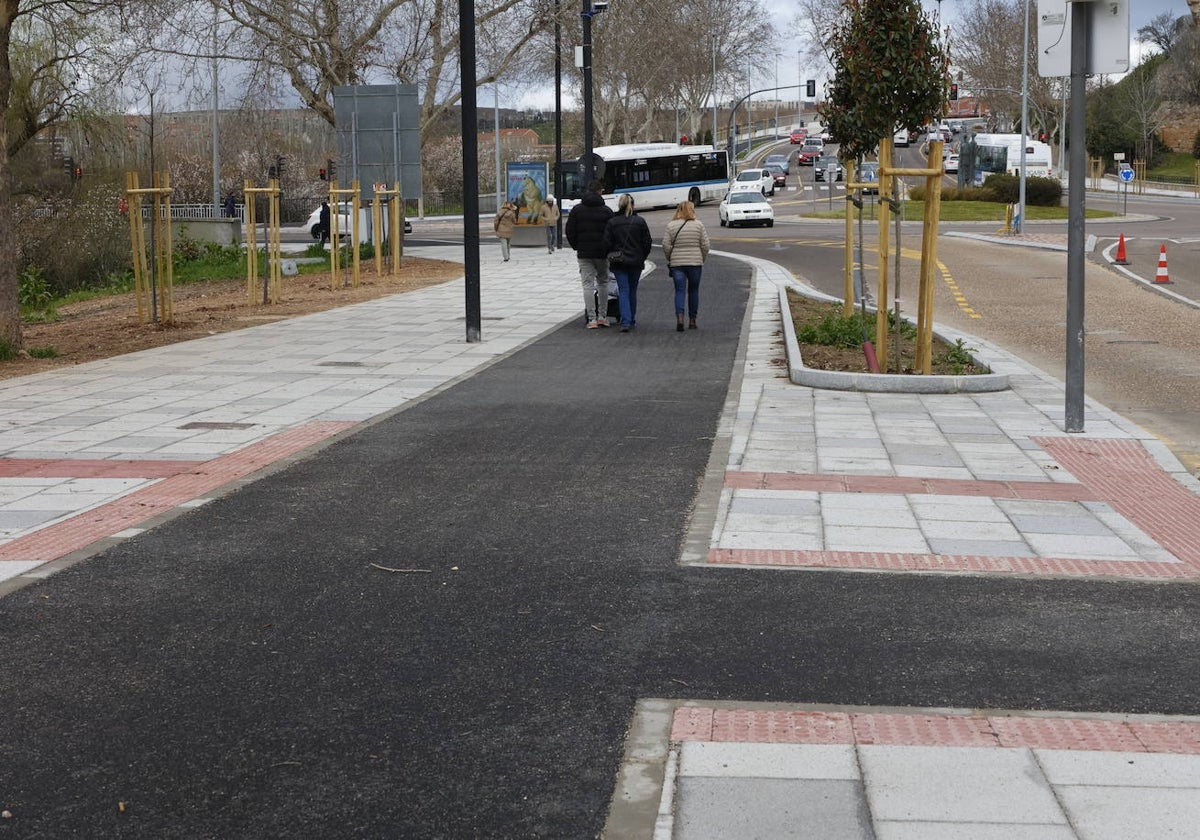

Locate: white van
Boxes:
[894,128,909,147]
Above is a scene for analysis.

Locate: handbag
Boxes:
[606,250,624,264]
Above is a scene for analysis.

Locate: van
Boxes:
[894,128,909,147]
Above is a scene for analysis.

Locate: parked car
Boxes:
[765,152,791,174]
[797,138,824,165]
[789,129,807,144]
[944,154,959,174]
[730,167,775,196]
[813,155,844,182]
[764,163,788,189]
[718,190,775,228]
[894,128,910,147]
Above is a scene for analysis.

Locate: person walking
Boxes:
[602,194,652,333]
[539,196,561,254]
[565,181,615,329]
[661,200,711,331]
[494,200,518,262]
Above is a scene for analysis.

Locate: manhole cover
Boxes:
[179,422,256,430]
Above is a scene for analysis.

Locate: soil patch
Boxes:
[787,289,987,376]
[3,258,463,381]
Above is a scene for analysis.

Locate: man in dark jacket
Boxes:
[565,180,615,328]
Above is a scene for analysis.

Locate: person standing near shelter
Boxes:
[318,200,331,246]
[539,196,560,254]
[565,180,614,328]
[661,200,710,331]
[223,192,237,219]
[602,194,652,333]
[494,200,518,262]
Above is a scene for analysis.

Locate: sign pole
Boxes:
[1064,0,1089,433]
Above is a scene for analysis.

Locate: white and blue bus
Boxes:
[966,134,1054,186]
[558,143,730,213]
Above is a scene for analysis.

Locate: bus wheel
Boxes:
[688,187,700,205]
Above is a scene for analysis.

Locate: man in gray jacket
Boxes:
[564,181,615,328]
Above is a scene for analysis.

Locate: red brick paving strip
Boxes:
[725,471,1100,502]
[707,548,1195,580]
[0,459,205,478]
[671,707,1200,754]
[0,421,355,563]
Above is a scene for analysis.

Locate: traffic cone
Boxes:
[1114,233,1129,265]
[1154,243,1172,284]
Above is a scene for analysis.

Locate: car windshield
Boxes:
[766,155,786,162]
[817,157,837,167]
[765,164,784,173]
[735,171,762,181]
[729,192,765,204]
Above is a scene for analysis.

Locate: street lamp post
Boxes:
[1018,0,1030,233]
[711,34,718,147]
[773,53,779,138]
[580,0,607,184]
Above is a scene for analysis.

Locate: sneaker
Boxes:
[586,320,599,329]
[596,318,609,328]
[619,326,630,333]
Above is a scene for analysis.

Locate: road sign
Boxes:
[1119,167,1134,183]
[863,169,876,182]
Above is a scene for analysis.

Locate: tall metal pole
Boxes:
[460,0,481,342]
[494,85,502,211]
[211,2,220,215]
[554,0,563,245]
[581,0,595,184]
[1065,0,1089,432]
[711,34,718,148]
[773,53,779,138]
[1018,0,1030,233]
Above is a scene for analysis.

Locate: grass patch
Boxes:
[1147,152,1198,181]
[27,346,59,359]
[808,200,1115,221]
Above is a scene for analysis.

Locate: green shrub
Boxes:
[1192,131,1200,160]
[27,346,59,359]
[798,312,872,349]
[981,173,1018,203]
[932,338,980,375]
[18,266,54,313]
[1025,176,1063,206]
[0,338,16,361]
[17,184,133,296]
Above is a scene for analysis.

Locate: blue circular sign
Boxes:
[1119,167,1134,183]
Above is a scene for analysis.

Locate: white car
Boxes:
[719,191,774,228]
[729,167,775,196]
[306,202,411,241]
[944,154,959,174]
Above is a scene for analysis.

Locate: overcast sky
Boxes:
[514,0,1194,109]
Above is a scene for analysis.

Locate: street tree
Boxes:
[819,0,948,162]
[1,1,130,353]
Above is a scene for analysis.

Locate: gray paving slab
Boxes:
[674,778,874,840]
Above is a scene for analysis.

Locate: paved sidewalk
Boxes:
[4,241,1200,837]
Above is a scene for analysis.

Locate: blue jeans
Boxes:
[613,267,640,329]
[546,226,556,251]
[670,265,703,319]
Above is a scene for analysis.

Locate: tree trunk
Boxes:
[0,0,20,351]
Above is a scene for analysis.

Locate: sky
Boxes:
[516,0,1194,110]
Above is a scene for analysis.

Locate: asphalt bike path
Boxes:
[3,256,1200,837]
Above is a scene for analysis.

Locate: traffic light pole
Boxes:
[725,84,801,177]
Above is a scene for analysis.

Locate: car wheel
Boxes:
[310,224,321,240]
[766,220,774,227]
[688,187,701,205]
[719,216,726,227]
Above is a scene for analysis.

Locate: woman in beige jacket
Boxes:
[661,200,711,331]
[538,196,561,253]
[494,201,518,261]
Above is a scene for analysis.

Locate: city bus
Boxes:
[558,143,730,213]
[966,133,1054,186]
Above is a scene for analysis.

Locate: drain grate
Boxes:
[317,361,367,367]
[179,421,256,430]
[1105,340,1160,345]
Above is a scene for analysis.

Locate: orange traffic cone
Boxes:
[1114,233,1129,265]
[1154,243,1172,284]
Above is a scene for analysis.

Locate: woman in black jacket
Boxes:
[601,194,653,332]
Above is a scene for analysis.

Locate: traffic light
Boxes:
[326,158,337,182]
[63,156,74,178]
[950,83,958,101]
[73,166,82,182]
[805,79,816,98]
[319,167,327,181]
